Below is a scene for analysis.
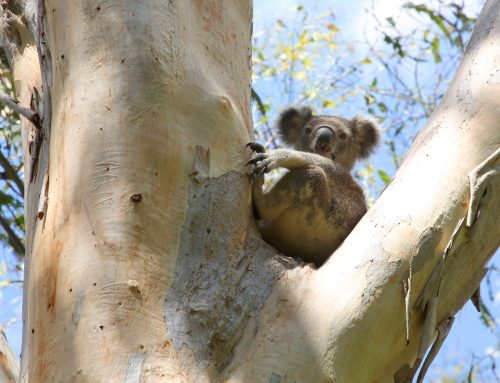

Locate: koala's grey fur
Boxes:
[247,106,381,266]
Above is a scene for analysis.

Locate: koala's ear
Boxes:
[277,106,313,145]
[350,115,381,158]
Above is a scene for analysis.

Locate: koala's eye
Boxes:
[339,132,347,140]
[304,127,312,134]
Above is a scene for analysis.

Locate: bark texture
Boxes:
[14,0,257,382]
[0,0,498,382]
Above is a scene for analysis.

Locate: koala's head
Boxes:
[277,106,381,171]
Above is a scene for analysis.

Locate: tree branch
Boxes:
[0,93,40,129]
[0,3,30,67]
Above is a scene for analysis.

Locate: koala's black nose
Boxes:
[315,126,334,152]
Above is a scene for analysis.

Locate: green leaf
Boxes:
[431,36,441,63]
[275,19,286,29]
[0,191,14,205]
[378,170,391,185]
[377,102,388,112]
[326,23,339,33]
[479,301,496,331]
[322,99,335,108]
[364,93,375,105]
[251,87,267,117]
[429,13,451,41]
[383,34,405,57]
[423,29,429,42]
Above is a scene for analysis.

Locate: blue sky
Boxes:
[0,259,22,356]
[254,0,483,38]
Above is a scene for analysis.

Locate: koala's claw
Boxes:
[247,153,273,174]
[246,153,265,165]
[246,142,266,153]
[246,142,269,173]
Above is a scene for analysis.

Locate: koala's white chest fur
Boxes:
[248,107,380,266]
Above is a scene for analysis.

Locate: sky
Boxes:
[1,1,498,381]
[253,0,483,38]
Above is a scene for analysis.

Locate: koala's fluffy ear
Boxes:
[277,106,313,146]
[350,115,381,158]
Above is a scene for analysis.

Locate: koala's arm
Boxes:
[248,148,332,174]
[248,148,332,221]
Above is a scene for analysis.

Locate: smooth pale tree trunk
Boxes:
[0,0,498,382]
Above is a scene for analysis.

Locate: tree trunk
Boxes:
[1,0,498,382]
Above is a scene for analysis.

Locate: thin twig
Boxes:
[0,93,40,128]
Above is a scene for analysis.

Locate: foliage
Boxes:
[0,53,24,262]
[0,51,24,350]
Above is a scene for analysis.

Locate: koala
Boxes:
[247,106,381,266]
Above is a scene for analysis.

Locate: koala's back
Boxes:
[259,163,366,265]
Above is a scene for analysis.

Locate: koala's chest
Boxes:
[283,174,365,223]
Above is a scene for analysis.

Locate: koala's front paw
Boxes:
[246,142,272,174]
[246,152,279,174]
